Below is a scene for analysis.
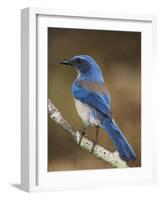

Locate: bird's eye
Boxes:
[76,58,82,64]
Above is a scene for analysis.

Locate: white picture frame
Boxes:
[21,7,156,192]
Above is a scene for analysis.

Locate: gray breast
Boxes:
[74,98,101,127]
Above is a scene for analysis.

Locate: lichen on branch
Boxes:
[48,98,128,168]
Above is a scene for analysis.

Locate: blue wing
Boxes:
[72,82,136,161]
[72,83,111,117]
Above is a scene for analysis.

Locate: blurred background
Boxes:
[48,28,141,171]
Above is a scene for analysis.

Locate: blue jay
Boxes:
[59,55,136,161]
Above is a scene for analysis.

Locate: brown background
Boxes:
[48,28,141,171]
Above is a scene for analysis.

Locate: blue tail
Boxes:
[102,118,136,161]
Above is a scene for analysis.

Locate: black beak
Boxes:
[59,59,73,65]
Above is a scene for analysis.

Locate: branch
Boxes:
[48,98,128,168]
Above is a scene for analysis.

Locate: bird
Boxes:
[59,55,136,161]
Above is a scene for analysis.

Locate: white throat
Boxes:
[76,70,81,80]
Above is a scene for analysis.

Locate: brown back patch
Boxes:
[79,80,107,94]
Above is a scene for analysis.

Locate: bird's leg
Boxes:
[78,127,87,145]
[91,126,99,153]
[95,125,99,144]
[80,127,88,137]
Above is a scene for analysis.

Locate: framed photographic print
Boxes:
[21,7,156,192]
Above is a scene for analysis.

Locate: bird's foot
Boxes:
[90,140,97,153]
[79,128,88,137]
[78,130,87,145]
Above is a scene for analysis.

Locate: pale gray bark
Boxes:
[48,98,128,168]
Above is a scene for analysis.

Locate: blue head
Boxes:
[59,55,104,83]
